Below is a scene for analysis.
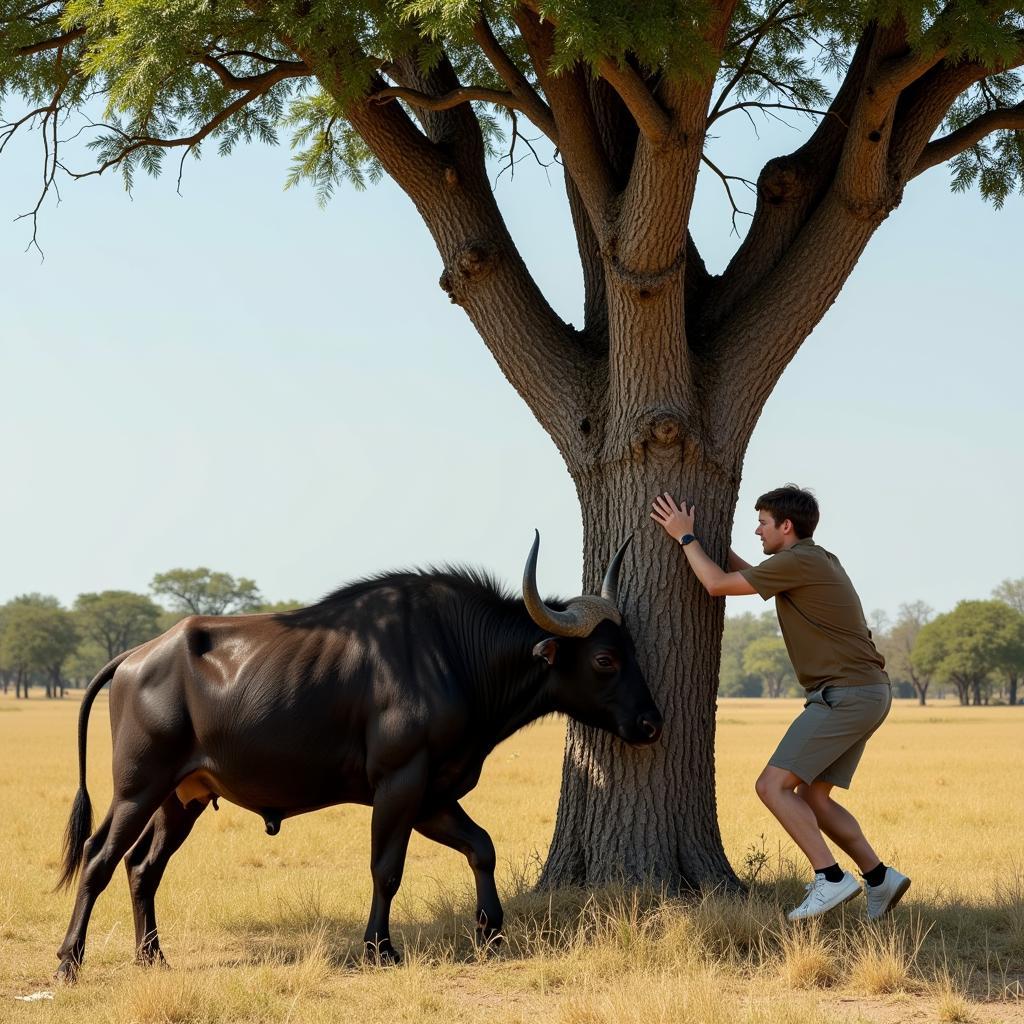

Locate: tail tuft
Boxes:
[56,788,92,891]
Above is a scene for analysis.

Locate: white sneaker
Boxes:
[787,871,861,921]
[865,867,911,920]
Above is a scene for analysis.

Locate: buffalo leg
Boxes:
[56,784,171,982]
[364,756,427,965]
[416,802,503,947]
[124,796,206,965]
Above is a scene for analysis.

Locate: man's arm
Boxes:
[650,493,757,598]
[727,549,753,572]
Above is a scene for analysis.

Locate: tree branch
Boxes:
[913,101,1024,176]
[69,86,273,179]
[595,55,671,145]
[513,4,615,227]
[13,25,83,57]
[370,83,525,113]
[701,154,754,234]
[265,17,594,448]
[197,53,310,91]
[709,0,793,122]
[710,100,845,127]
[471,14,557,142]
[702,24,877,335]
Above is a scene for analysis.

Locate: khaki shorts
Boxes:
[768,683,892,789]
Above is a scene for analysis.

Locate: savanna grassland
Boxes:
[1,694,1021,1024]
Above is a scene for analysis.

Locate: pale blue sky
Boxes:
[0,104,1020,621]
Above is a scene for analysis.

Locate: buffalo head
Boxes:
[524,532,663,746]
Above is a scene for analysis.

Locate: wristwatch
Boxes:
[678,533,696,546]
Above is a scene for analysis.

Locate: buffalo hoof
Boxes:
[54,957,79,985]
[364,939,401,966]
[136,947,168,968]
[475,925,504,954]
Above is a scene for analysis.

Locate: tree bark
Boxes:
[540,431,741,890]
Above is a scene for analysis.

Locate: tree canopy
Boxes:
[73,590,163,661]
[914,599,1024,704]
[742,633,794,697]
[150,568,263,615]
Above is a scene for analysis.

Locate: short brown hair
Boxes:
[755,485,819,539]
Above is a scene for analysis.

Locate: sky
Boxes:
[0,89,1021,623]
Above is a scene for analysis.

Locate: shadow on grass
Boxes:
[214,849,1023,999]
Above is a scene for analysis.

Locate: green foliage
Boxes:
[2,2,1022,220]
[947,73,1024,209]
[150,567,263,615]
[992,577,1024,615]
[283,90,383,204]
[253,598,306,612]
[913,599,1023,693]
[719,610,778,697]
[0,597,78,678]
[742,633,796,697]
[73,590,163,661]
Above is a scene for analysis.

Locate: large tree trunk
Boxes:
[1010,675,1019,707]
[541,425,742,889]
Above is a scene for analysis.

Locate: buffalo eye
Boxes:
[592,653,618,673]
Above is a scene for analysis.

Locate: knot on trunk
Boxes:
[438,240,500,305]
[758,156,807,207]
[630,407,689,457]
[837,187,899,224]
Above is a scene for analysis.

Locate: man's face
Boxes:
[755,511,787,554]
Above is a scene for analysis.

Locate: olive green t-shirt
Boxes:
[739,539,888,692]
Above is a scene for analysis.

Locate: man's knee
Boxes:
[754,771,771,805]
[755,770,783,806]
[756,766,802,807]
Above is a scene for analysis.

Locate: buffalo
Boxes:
[55,533,662,980]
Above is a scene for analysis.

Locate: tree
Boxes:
[0,596,78,698]
[719,610,777,696]
[993,578,1024,615]
[992,578,1024,704]
[880,600,932,705]
[742,634,795,698]
[913,599,1019,706]
[73,590,163,663]
[150,568,263,616]
[254,599,306,613]
[3,3,1023,889]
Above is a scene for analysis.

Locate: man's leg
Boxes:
[796,780,881,873]
[754,766,836,870]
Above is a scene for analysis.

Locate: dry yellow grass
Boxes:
[1,693,1022,1023]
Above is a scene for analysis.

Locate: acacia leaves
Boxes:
[2,0,1023,214]
[946,73,1024,208]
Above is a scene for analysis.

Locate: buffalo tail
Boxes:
[55,649,134,891]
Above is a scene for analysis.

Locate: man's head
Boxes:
[754,485,819,554]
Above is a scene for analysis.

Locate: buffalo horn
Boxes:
[523,531,622,638]
[600,534,633,606]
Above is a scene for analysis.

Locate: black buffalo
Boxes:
[55,533,662,980]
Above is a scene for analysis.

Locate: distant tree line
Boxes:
[0,569,302,699]
[4,570,1021,707]
[720,578,1024,706]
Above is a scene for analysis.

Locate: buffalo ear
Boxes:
[532,638,558,666]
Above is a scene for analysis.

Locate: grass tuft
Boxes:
[777,918,839,988]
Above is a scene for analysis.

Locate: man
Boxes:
[650,484,910,921]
